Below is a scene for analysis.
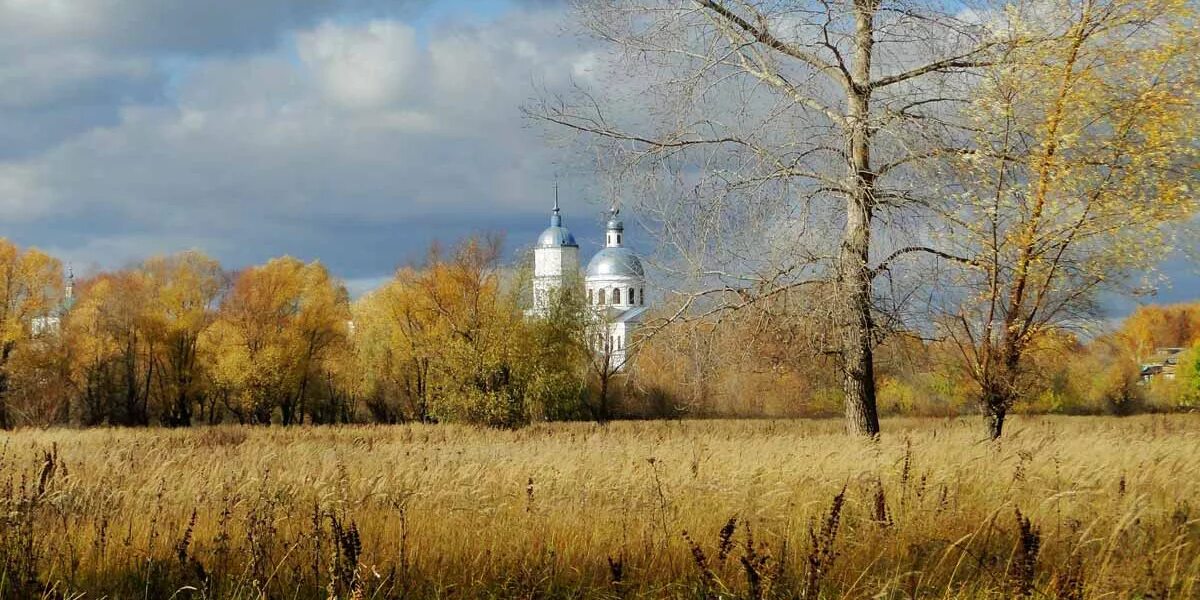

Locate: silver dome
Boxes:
[586,247,645,278]
[537,206,578,248]
[538,226,578,248]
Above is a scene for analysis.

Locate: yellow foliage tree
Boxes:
[353,236,557,427]
[66,275,123,424]
[61,253,225,426]
[0,239,62,427]
[67,271,158,424]
[1117,303,1200,360]
[141,251,224,425]
[933,0,1200,438]
[351,275,437,422]
[204,257,349,425]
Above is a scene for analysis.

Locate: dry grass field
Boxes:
[1,415,1198,599]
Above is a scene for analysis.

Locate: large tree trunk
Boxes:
[984,405,1005,440]
[982,389,1008,440]
[170,388,192,427]
[596,372,609,424]
[169,338,196,427]
[594,352,612,424]
[254,401,273,425]
[281,397,296,426]
[839,198,880,438]
[139,343,154,426]
[838,0,882,438]
[0,373,9,430]
[980,367,1015,440]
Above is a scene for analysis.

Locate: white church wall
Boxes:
[585,276,646,308]
[532,244,579,314]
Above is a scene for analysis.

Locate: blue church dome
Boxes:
[537,202,578,248]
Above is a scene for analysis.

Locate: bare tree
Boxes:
[530,0,1009,436]
[583,307,638,422]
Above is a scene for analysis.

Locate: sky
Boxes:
[0,0,618,297]
[0,0,1194,310]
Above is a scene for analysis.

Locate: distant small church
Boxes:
[531,199,648,369]
[31,268,75,336]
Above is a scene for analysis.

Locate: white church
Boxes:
[531,200,648,369]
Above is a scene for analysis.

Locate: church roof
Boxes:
[586,247,644,278]
[537,199,578,248]
[586,206,643,279]
[610,306,647,323]
[538,225,578,248]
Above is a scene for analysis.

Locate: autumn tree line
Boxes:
[0,236,600,429]
[638,300,1200,421]
[0,229,1198,430]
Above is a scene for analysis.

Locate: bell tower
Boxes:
[531,186,579,315]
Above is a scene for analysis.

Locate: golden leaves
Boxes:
[0,238,62,347]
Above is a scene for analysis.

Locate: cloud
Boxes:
[0,0,421,156]
[0,163,54,220]
[0,49,155,109]
[0,45,162,157]
[0,2,615,284]
[298,21,421,110]
[0,0,388,55]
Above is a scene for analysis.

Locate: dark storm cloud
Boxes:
[0,0,421,55]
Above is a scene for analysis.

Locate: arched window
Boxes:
[613,288,621,304]
[588,288,594,305]
[617,336,623,350]
[639,288,644,305]
[598,289,605,305]
[628,288,634,305]
[617,234,622,245]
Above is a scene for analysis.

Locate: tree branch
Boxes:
[870,246,981,278]
[695,0,849,88]
[871,46,998,89]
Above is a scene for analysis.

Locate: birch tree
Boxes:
[531,0,1011,436]
[933,0,1199,438]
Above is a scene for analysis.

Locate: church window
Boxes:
[628,288,634,304]
[598,289,605,305]
[618,336,623,350]
[639,288,644,305]
[588,288,594,305]
[613,288,621,304]
[617,234,621,244]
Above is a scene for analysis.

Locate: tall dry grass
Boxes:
[1,415,1197,598]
